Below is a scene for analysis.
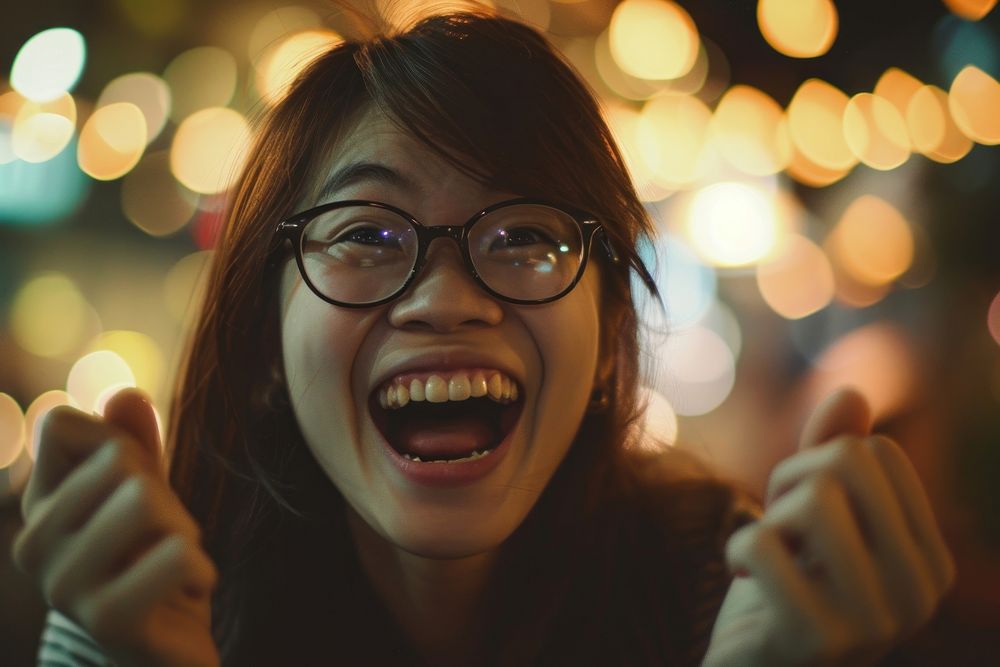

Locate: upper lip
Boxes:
[369,348,525,396]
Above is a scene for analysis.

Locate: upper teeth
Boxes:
[379,370,519,409]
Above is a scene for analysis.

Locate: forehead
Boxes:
[307,108,495,207]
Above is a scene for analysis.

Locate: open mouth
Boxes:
[369,373,524,464]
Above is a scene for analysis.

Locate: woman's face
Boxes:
[279,108,603,558]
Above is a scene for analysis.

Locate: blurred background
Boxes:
[2,0,999,664]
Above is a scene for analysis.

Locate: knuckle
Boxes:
[727,521,770,564]
[36,406,87,453]
[802,470,841,504]
[120,475,154,513]
[827,436,864,466]
[101,440,143,479]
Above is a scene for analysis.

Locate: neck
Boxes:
[346,508,497,666]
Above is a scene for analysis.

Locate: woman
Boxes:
[12,10,955,666]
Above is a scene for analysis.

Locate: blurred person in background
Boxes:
[10,8,956,666]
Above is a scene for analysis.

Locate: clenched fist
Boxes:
[702,388,956,666]
[11,389,219,667]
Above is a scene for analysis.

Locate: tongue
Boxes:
[395,416,498,459]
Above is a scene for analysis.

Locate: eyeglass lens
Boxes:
[299,204,584,305]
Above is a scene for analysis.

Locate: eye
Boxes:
[489,226,556,249]
[333,225,403,249]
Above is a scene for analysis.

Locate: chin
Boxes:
[381,504,522,559]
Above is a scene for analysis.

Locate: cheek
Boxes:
[520,276,603,461]
[279,273,368,444]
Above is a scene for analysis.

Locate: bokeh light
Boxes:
[603,102,657,195]
[697,300,744,361]
[649,326,736,416]
[609,0,699,80]
[116,0,186,36]
[77,102,147,180]
[25,390,78,460]
[810,322,917,420]
[0,394,26,469]
[97,72,172,144]
[169,107,250,194]
[756,233,835,319]
[163,46,238,122]
[711,85,791,175]
[66,350,137,414]
[88,330,165,398]
[248,5,322,62]
[988,289,1000,346]
[757,0,838,58]
[10,28,86,102]
[949,65,1000,145]
[934,15,999,85]
[874,67,924,120]
[637,387,679,448]
[635,232,717,330]
[637,94,712,189]
[594,28,709,100]
[0,133,89,224]
[787,79,857,171]
[825,195,914,287]
[121,151,197,236]
[163,250,214,323]
[785,145,852,187]
[685,182,783,267]
[255,30,342,104]
[11,93,77,163]
[942,0,998,20]
[906,84,973,163]
[843,93,910,170]
[11,273,94,358]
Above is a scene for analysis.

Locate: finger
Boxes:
[22,407,118,520]
[766,437,940,631]
[78,534,217,643]
[726,520,830,624]
[761,473,896,640]
[102,388,163,478]
[868,435,957,594]
[11,441,123,578]
[800,388,871,451]
[43,474,200,612]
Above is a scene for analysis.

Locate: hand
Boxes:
[702,388,956,667]
[11,389,219,667]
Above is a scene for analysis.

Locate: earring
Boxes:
[587,386,610,413]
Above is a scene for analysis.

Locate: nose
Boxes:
[387,238,504,333]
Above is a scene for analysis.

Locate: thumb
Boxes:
[103,387,164,477]
[799,386,872,451]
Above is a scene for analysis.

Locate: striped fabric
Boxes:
[38,609,115,667]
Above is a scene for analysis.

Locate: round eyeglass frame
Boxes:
[274,197,624,308]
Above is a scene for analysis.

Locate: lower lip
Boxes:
[378,415,517,488]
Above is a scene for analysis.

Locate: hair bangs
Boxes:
[355,14,604,208]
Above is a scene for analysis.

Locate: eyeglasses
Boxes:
[274,197,627,308]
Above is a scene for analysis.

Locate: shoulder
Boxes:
[613,445,762,550]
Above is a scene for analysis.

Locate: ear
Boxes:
[593,325,618,389]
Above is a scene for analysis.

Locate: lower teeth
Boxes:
[402,448,494,463]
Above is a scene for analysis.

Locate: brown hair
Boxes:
[166,10,749,664]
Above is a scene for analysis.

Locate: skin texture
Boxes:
[12,390,218,667]
[277,108,604,662]
[703,388,957,666]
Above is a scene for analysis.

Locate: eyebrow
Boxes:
[316,161,420,203]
